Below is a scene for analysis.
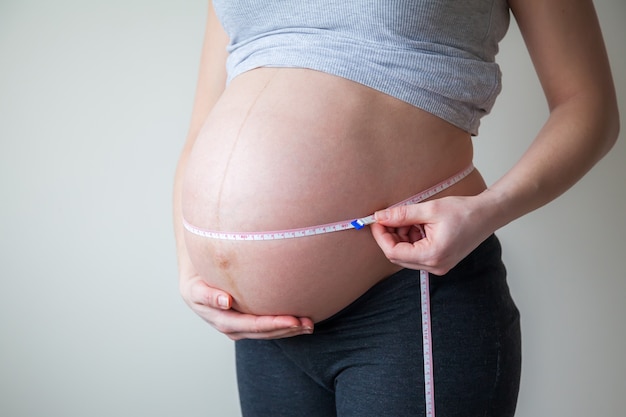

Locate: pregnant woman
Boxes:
[173,1,618,416]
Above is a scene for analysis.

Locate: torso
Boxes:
[182,68,487,322]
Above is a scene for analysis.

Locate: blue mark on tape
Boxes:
[351,219,365,230]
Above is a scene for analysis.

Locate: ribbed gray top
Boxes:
[213,0,510,135]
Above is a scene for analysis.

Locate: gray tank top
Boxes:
[213,0,510,135]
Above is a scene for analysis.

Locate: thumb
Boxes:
[190,279,232,310]
[374,204,425,227]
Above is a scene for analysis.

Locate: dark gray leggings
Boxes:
[236,235,521,417]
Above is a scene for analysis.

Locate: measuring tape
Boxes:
[418,226,436,417]
[183,163,474,241]
[423,270,436,416]
[183,166,475,417]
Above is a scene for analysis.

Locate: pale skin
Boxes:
[174,0,619,340]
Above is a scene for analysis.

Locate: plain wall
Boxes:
[1,1,624,416]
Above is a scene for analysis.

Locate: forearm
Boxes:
[480,92,619,233]
[478,0,620,234]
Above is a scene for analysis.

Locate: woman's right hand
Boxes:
[180,275,314,340]
[174,3,314,342]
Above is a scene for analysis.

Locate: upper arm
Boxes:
[509,0,617,114]
[186,1,230,142]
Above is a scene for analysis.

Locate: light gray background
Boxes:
[1,1,624,416]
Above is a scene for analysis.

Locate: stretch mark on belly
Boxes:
[214,71,278,228]
[184,164,474,241]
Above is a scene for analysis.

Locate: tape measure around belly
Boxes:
[183,164,474,241]
[183,167,469,417]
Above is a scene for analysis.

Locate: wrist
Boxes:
[472,187,515,235]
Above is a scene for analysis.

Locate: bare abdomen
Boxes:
[181,68,483,322]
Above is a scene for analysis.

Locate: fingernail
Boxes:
[302,327,314,334]
[217,295,229,308]
[375,210,390,221]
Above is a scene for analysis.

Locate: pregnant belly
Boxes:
[181,68,478,322]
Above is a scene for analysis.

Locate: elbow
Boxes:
[602,98,620,157]
[587,86,621,160]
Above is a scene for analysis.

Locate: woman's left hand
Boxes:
[370,194,495,275]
